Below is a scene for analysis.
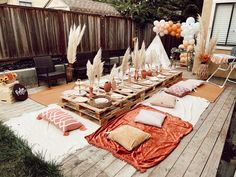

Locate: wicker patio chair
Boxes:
[33,56,67,87]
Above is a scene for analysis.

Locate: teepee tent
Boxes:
[145,35,171,68]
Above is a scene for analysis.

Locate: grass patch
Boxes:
[0,121,63,177]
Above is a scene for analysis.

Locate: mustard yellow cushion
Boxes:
[107,125,150,151]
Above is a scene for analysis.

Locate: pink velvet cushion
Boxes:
[37,108,85,136]
[164,85,190,97]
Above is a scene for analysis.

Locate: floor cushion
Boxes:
[164,85,190,97]
[107,124,150,151]
[37,108,85,136]
[134,109,166,127]
[175,79,205,91]
[149,92,176,108]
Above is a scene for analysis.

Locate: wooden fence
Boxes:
[0,5,181,62]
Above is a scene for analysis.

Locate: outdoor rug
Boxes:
[85,104,192,172]
[189,82,224,102]
[29,83,75,106]
[4,104,99,163]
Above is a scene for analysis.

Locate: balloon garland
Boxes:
[153,17,200,65]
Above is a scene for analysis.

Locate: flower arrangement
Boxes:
[0,72,17,84]
[199,54,210,64]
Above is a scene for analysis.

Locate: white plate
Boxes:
[62,89,75,96]
[149,77,159,81]
[157,75,166,78]
[74,97,88,103]
[130,84,143,89]
[120,88,133,93]
[111,93,124,99]
[95,98,109,104]
[169,70,178,73]
[142,80,153,85]
[162,72,172,76]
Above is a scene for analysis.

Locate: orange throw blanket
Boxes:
[85,105,193,172]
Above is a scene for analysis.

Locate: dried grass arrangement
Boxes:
[67,24,86,64]
[193,15,217,73]
[140,42,146,70]
[86,48,104,86]
[120,47,130,76]
[109,64,119,81]
[131,39,146,71]
[86,60,95,86]
[93,48,104,82]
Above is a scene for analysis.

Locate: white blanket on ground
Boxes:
[4,104,99,163]
[142,94,210,126]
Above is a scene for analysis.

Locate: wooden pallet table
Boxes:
[62,71,182,125]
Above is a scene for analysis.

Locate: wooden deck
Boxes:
[0,76,235,177]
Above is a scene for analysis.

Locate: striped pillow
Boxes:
[37,108,85,136]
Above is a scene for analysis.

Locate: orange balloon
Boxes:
[172,24,177,30]
[168,20,173,26]
[167,26,172,32]
[176,28,181,33]
[176,33,180,38]
[165,23,170,28]
[176,22,181,27]
[170,31,176,36]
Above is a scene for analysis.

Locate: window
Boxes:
[211,3,236,46]
[19,1,32,7]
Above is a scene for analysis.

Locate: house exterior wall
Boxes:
[7,0,48,7]
[201,0,236,79]
[46,0,69,10]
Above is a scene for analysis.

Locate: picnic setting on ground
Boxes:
[0,1,235,177]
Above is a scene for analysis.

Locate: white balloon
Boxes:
[184,36,190,41]
[188,39,195,45]
[153,26,158,33]
[160,19,165,24]
[180,31,185,37]
[159,32,165,36]
[154,20,159,26]
[156,23,161,28]
[186,17,195,25]
[188,34,194,39]
[193,22,200,32]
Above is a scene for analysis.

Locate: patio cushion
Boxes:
[164,85,190,97]
[175,79,204,91]
[37,108,85,136]
[149,92,176,108]
[107,125,150,151]
[134,109,166,128]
